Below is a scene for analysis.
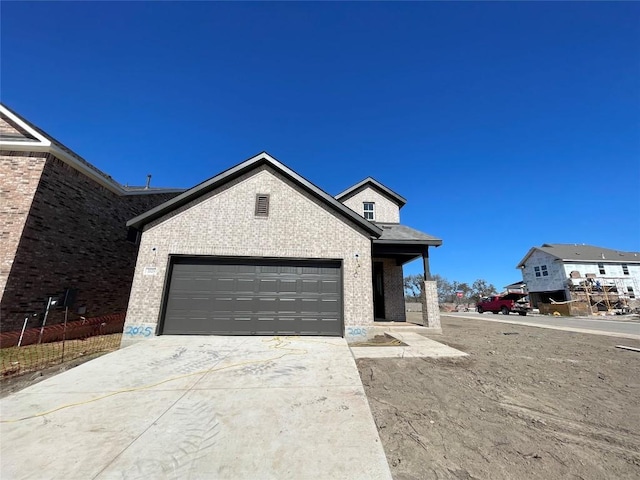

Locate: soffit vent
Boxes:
[255,194,270,217]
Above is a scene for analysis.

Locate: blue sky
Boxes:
[2,2,639,290]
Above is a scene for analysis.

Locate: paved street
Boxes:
[443,312,640,340]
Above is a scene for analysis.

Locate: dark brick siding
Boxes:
[0,153,179,332]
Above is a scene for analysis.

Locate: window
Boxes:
[534,265,548,277]
[363,202,374,220]
[255,194,270,217]
[598,263,606,274]
[622,264,629,275]
[628,286,635,299]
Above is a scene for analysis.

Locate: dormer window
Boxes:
[363,202,374,220]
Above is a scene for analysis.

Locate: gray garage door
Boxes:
[161,258,343,336]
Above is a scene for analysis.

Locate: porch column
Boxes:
[422,248,431,280]
[421,247,441,329]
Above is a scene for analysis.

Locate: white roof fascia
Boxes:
[0,105,52,147]
[1,105,125,194]
[0,105,177,197]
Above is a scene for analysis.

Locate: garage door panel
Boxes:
[261,265,279,274]
[301,280,320,293]
[213,278,235,291]
[166,295,210,310]
[279,298,297,314]
[300,298,319,313]
[217,264,238,274]
[321,280,339,294]
[212,296,234,312]
[258,297,278,313]
[258,279,278,293]
[162,258,342,336]
[234,297,254,311]
[280,280,297,293]
[236,279,256,293]
[320,299,340,313]
[170,276,212,291]
[236,265,255,274]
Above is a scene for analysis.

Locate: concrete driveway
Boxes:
[0,336,391,480]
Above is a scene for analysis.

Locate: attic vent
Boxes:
[255,194,270,217]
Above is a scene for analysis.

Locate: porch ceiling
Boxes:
[372,243,429,266]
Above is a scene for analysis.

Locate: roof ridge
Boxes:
[127,153,384,239]
[335,177,407,207]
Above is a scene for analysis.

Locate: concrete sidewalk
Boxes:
[350,331,467,359]
[0,336,392,480]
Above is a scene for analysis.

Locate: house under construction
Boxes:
[516,244,640,316]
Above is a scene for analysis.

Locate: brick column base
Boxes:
[421,280,441,329]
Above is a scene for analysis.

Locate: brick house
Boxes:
[122,152,442,346]
[0,104,183,332]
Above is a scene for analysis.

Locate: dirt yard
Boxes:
[358,315,640,480]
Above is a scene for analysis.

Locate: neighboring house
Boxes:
[517,244,640,310]
[0,104,184,332]
[122,152,442,345]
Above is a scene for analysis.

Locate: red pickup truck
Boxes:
[476,293,531,316]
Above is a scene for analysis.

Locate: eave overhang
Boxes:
[127,152,384,238]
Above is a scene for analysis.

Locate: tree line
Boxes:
[404,274,498,304]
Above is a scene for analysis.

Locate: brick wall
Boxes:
[340,187,400,223]
[0,152,47,301]
[421,280,441,329]
[123,166,374,346]
[0,152,179,332]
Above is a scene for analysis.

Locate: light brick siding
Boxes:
[376,257,405,321]
[124,166,374,344]
[421,280,441,329]
[341,187,400,223]
[0,152,178,332]
[0,115,36,140]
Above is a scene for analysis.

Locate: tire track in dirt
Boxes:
[499,402,640,464]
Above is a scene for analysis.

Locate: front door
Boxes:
[373,262,385,319]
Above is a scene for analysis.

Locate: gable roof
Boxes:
[126,152,384,238]
[517,243,640,268]
[335,177,407,208]
[0,103,183,197]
